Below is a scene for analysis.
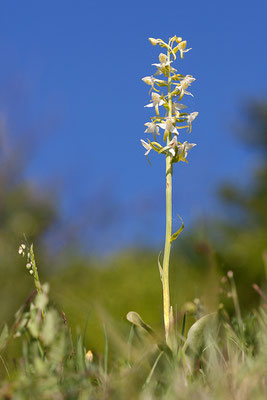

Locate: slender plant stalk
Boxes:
[139,35,198,348]
[162,45,173,346]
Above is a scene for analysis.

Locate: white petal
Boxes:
[184,90,194,97]
[157,123,166,130]
[171,127,179,135]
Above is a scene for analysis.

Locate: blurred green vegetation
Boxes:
[0,99,266,357]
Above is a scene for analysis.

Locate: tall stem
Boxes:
[162,46,173,346]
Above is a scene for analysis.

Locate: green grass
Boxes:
[0,262,267,400]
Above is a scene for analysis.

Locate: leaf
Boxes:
[183,313,217,358]
[41,310,58,346]
[143,351,163,387]
[0,324,8,352]
[126,311,155,336]
[170,215,184,242]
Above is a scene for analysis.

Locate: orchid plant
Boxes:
[140,36,198,348]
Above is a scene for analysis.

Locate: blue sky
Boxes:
[0,0,267,252]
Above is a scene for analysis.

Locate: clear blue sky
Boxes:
[0,0,267,252]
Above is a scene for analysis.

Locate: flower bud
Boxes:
[149,38,158,46]
[159,53,167,64]
[227,270,234,279]
[85,350,93,362]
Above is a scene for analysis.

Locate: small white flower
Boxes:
[142,76,157,93]
[166,136,178,157]
[144,92,164,108]
[145,92,165,116]
[186,112,199,132]
[157,117,179,135]
[152,53,177,76]
[144,121,160,135]
[176,75,195,99]
[175,40,192,58]
[18,243,26,256]
[141,139,152,156]
[177,141,196,161]
[26,263,32,270]
[161,136,178,157]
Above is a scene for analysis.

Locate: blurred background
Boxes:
[0,0,267,352]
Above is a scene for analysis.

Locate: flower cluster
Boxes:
[141,36,198,164]
[18,242,34,275]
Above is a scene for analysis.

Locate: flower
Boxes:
[174,40,192,58]
[165,136,178,157]
[18,244,26,256]
[144,121,160,135]
[157,117,179,135]
[177,141,196,161]
[142,76,166,93]
[142,76,157,93]
[186,112,199,132]
[144,92,165,115]
[144,92,164,108]
[152,53,177,76]
[141,139,152,155]
[175,75,195,99]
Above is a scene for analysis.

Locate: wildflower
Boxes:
[174,40,192,58]
[165,136,178,157]
[18,244,26,256]
[145,92,164,115]
[152,53,177,76]
[144,121,160,135]
[142,76,166,93]
[177,141,196,161]
[140,139,152,156]
[157,117,178,135]
[142,76,157,93]
[175,75,195,100]
[186,112,199,132]
[26,263,32,270]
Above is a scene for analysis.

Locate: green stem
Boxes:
[162,45,173,347]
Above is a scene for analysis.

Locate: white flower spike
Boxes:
[139,35,198,347]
